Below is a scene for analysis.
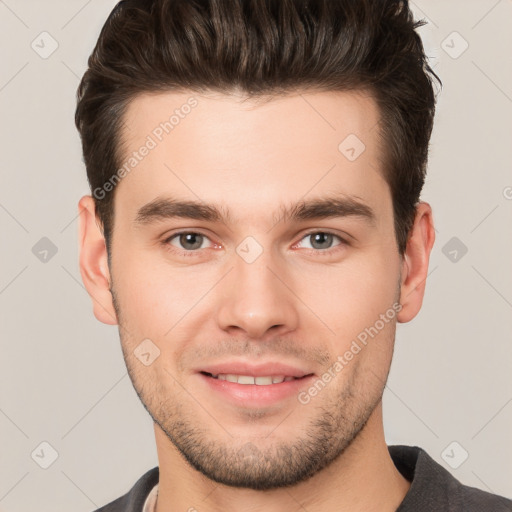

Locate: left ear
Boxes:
[397,201,436,323]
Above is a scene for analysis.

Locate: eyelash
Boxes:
[161,230,350,258]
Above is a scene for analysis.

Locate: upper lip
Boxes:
[197,361,314,378]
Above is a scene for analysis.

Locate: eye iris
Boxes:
[180,233,203,250]
[310,233,333,250]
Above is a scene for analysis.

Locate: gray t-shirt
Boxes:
[94,445,512,511]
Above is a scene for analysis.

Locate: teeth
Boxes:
[238,375,256,385]
[211,374,300,385]
[255,376,273,385]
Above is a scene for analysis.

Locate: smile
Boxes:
[202,372,308,385]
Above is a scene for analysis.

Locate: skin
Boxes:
[78,89,435,511]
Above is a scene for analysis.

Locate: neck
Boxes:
[154,402,410,512]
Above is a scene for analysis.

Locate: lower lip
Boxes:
[198,373,316,407]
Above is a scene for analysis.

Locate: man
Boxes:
[75,0,512,510]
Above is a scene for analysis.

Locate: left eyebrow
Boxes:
[133,194,377,227]
[281,196,376,226]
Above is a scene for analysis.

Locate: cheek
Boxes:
[112,255,215,337]
[298,250,401,340]
[310,255,400,397]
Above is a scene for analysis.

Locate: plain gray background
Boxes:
[0,1,511,510]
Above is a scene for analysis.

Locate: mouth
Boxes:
[197,369,316,407]
[200,371,313,385]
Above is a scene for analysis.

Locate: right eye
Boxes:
[164,231,214,253]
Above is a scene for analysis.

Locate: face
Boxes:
[101,89,406,489]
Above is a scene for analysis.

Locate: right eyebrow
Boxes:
[134,197,230,225]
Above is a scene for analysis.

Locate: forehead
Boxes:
[114,89,389,229]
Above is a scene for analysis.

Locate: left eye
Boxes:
[296,232,344,251]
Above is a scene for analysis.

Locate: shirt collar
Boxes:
[142,483,159,512]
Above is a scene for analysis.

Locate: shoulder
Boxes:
[92,467,159,512]
[389,445,512,511]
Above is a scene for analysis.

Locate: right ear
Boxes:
[78,195,118,325]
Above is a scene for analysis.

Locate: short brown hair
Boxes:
[75,0,440,256]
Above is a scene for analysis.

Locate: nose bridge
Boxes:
[215,240,299,338]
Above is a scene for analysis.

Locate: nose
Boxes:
[215,248,300,340]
